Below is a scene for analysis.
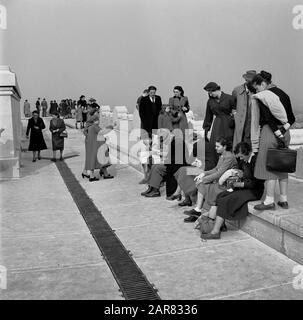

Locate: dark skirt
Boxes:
[28,131,47,151]
[52,132,64,151]
[254,125,290,180]
[197,182,226,207]
[216,188,264,220]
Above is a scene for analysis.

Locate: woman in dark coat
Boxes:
[201,142,264,239]
[49,112,66,162]
[26,110,47,162]
[203,82,236,170]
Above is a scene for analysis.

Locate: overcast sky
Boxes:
[1,0,302,114]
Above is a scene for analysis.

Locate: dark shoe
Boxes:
[277,201,289,209]
[166,194,182,201]
[37,156,41,160]
[81,173,90,179]
[103,174,114,179]
[141,186,152,196]
[32,159,36,162]
[59,157,64,161]
[145,189,160,197]
[254,202,275,211]
[220,221,227,232]
[183,209,201,217]
[184,215,198,223]
[51,158,56,162]
[201,232,221,240]
[89,177,99,182]
[178,199,192,207]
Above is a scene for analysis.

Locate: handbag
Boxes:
[60,130,68,138]
[266,137,297,173]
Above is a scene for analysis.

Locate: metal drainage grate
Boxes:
[55,160,161,300]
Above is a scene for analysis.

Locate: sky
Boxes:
[1,0,303,115]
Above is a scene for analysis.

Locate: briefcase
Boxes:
[266,147,297,173]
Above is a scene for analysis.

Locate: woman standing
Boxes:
[82,112,114,182]
[168,86,190,135]
[49,112,66,162]
[203,82,236,170]
[75,102,83,129]
[251,73,293,210]
[26,110,48,162]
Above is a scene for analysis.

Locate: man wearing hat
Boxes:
[203,82,236,170]
[232,70,257,148]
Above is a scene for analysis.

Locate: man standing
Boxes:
[23,99,31,117]
[136,89,149,111]
[36,98,41,116]
[232,70,257,148]
[138,86,162,139]
[41,98,48,117]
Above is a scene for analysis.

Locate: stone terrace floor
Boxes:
[1,119,303,300]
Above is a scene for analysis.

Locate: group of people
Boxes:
[25,95,114,183]
[137,70,296,240]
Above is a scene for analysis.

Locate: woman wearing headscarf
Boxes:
[26,110,48,162]
[82,105,114,181]
[49,112,66,162]
[251,72,294,210]
[168,86,190,135]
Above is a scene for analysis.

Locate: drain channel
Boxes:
[55,161,161,300]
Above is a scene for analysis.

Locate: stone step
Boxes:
[228,197,303,265]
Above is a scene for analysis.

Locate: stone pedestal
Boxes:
[0,66,22,179]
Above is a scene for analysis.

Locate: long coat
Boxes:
[139,95,162,137]
[232,84,252,147]
[26,117,47,151]
[203,92,235,169]
[168,96,190,133]
[50,118,66,151]
[84,124,110,170]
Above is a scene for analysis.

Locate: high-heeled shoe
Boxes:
[103,174,114,179]
[81,173,90,179]
[166,194,182,201]
[89,177,99,182]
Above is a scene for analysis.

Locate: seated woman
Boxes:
[200,142,265,239]
[182,137,238,222]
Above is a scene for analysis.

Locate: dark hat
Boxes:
[242,70,257,81]
[203,82,220,92]
[88,98,96,103]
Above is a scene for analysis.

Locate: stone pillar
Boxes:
[0,66,22,179]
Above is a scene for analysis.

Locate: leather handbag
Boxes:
[266,138,297,173]
[60,130,68,138]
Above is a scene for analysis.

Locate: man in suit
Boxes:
[138,85,162,139]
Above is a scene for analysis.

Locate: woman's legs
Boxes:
[211,216,225,234]
[194,191,204,212]
[264,179,276,205]
[172,185,181,196]
[279,178,288,202]
[37,150,41,160]
[52,150,56,160]
[32,151,37,161]
[59,150,63,160]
